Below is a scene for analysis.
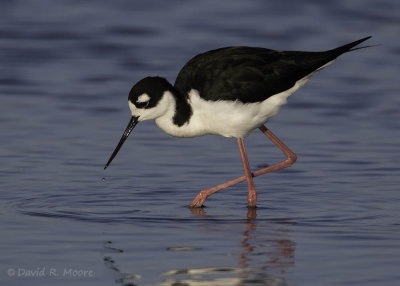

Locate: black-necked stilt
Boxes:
[105,36,371,208]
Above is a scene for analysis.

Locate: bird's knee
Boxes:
[285,152,297,166]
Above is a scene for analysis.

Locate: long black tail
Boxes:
[332,36,372,55]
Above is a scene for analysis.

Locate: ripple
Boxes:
[166,246,200,252]
[106,26,159,37]
[13,193,298,225]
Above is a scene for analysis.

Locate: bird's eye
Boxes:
[135,93,151,108]
[135,100,149,109]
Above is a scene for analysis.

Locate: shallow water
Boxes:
[1,0,400,285]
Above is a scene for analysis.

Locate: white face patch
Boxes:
[129,91,175,122]
[137,93,150,103]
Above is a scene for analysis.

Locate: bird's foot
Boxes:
[189,190,208,208]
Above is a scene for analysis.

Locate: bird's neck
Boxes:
[171,90,193,127]
[154,87,194,137]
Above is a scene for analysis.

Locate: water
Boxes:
[1,0,399,285]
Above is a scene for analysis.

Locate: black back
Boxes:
[174,37,371,103]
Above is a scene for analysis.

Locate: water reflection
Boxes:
[236,209,294,285]
[104,209,295,286]
[103,241,141,286]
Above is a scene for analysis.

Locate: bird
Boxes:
[104,36,371,208]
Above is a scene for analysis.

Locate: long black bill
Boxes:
[104,116,139,170]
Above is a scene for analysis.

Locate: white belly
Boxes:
[188,90,286,138]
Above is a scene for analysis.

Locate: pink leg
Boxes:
[237,138,257,208]
[189,125,297,208]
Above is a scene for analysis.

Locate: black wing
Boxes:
[174,37,371,103]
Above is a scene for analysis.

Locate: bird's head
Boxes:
[104,76,174,169]
[128,76,174,121]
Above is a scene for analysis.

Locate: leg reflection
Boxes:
[239,208,295,282]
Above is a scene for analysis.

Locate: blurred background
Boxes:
[1,0,399,285]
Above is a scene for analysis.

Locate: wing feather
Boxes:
[174,37,371,103]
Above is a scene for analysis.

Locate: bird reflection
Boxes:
[239,208,295,283]
[104,208,295,285]
[184,207,296,285]
[189,206,206,216]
